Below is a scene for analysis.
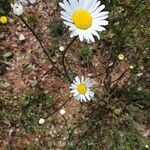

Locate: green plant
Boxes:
[0,0,10,15]
[20,91,54,132]
[78,46,95,67]
[49,19,65,37]
[27,15,38,28]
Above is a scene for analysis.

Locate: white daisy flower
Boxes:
[59,0,109,43]
[11,2,24,16]
[70,76,94,102]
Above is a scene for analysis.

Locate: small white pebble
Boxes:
[19,34,26,41]
[59,109,66,115]
[39,118,45,125]
[140,65,144,70]
[137,72,143,77]
[35,138,39,141]
[87,73,93,77]
[137,87,142,91]
[59,46,65,52]
[129,65,134,70]
[145,145,149,149]
[109,62,113,66]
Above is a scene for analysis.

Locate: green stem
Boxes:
[44,96,72,119]
[62,36,77,82]
[20,17,62,76]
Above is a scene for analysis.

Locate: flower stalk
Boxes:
[20,16,62,76]
[62,36,77,82]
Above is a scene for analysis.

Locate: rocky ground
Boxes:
[0,0,149,149]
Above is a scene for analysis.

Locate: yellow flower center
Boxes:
[77,83,87,94]
[72,9,92,30]
[0,16,8,24]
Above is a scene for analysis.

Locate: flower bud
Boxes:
[39,118,45,125]
[59,109,66,115]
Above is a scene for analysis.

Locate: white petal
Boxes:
[68,0,78,10]
[93,25,106,31]
[90,30,100,40]
[73,80,78,85]
[74,95,80,101]
[87,31,95,43]
[89,91,94,97]
[70,28,79,38]
[82,33,90,43]
[63,0,71,8]
[81,76,84,83]
[75,76,81,84]
[95,15,109,21]
[80,96,83,101]
[82,95,87,102]
[80,94,86,102]
[89,1,101,13]
[79,31,84,42]
[59,2,72,14]
[70,83,77,89]
[70,31,76,38]
[79,0,84,9]
[83,0,92,9]
[61,11,71,19]
[92,5,105,15]
[96,20,109,26]
[85,92,91,101]
[73,92,79,97]
[70,89,77,94]
[93,11,109,18]
[88,0,98,12]
[69,24,76,31]
[61,15,72,22]
[63,21,73,27]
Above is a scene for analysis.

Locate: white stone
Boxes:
[137,87,142,91]
[137,72,143,77]
[129,65,134,70]
[145,145,149,148]
[19,34,26,41]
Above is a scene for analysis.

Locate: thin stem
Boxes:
[110,69,128,84]
[62,36,77,82]
[44,96,72,119]
[120,0,142,33]
[20,17,62,76]
[63,36,78,58]
[63,115,70,135]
